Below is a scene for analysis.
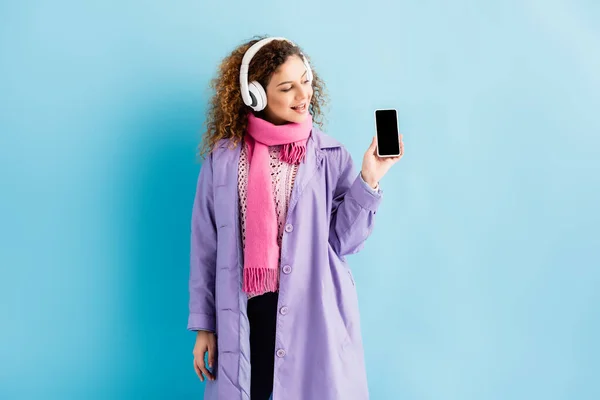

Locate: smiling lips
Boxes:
[291,103,307,113]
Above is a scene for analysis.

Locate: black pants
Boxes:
[247,291,278,400]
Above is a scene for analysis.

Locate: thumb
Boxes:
[368,136,377,153]
[208,335,217,368]
[208,344,215,368]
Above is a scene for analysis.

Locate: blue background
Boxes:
[1,0,599,399]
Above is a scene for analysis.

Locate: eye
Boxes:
[303,79,310,84]
[281,87,292,92]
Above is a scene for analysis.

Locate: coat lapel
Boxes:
[286,128,325,218]
[213,139,241,188]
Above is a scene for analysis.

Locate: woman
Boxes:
[188,36,404,400]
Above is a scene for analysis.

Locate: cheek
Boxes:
[272,93,292,109]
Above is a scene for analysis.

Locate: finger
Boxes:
[208,341,216,370]
[200,361,215,381]
[368,136,377,153]
[193,359,204,382]
[196,353,215,381]
[390,152,402,162]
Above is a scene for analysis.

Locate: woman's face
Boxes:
[263,55,313,125]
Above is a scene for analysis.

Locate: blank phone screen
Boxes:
[375,109,400,156]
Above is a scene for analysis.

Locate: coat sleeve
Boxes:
[187,151,217,332]
[329,146,383,257]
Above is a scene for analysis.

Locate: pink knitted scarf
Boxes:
[242,112,313,296]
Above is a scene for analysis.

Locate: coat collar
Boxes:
[212,123,341,219]
[311,125,342,150]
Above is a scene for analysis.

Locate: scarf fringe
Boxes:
[243,267,280,296]
[280,141,307,164]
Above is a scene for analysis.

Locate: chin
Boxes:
[265,107,311,125]
[286,111,310,124]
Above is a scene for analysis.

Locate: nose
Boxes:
[295,85,309,100]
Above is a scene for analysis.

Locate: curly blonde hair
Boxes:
[198,36,329,159]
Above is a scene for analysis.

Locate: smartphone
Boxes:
[374,109,401,157]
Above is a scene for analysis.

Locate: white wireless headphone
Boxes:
[239,37,313,112]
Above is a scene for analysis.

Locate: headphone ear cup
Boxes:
[248,81,267,111]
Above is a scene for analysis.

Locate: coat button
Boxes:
[280,306,289,315]
[282,265,292,274]
[276,349,286,358]
[285,224,293,233]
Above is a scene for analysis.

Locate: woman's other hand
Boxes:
[193,330,217,382]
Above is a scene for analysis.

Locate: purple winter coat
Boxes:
[188,124,383,400]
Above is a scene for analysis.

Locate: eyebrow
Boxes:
[276,71,307,87]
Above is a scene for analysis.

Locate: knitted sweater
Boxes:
[238,140,298,298]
